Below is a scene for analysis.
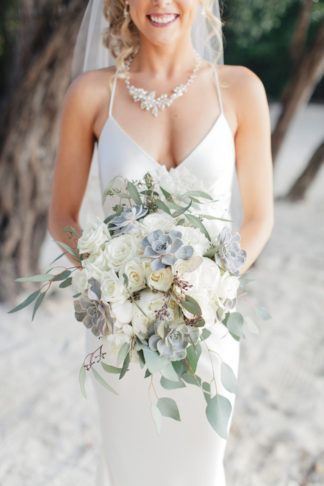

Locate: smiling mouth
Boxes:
[146,13,180,27]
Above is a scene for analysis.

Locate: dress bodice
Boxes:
[95,63,236,220]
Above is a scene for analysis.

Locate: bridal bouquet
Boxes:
[8,170,268,438]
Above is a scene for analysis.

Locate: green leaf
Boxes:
[159,186,174,202]
[51,270,72,282]
[127,180,142,205]
[220,362,238,394]
[151,403,162,434]
[182,190,214,200]
[144,368,152,378]
[157,397,181,421]
[55,240,80,260]
[200,328,211,341]
[91,368,119,395]
[171,359,187,378]
[205,394,232,438]
[7,289,41,314]
[156,199,172,215]
[119,351,130,380]
[101,362,123,374]
[160,362,180,381]
[143,347,169,373]
[59,277,72,288]
[49,252,65,265]
[15,273,54,283]
[171,198,193,218]
[185,213,211,241]
[186,345,200,373]
[32,291,46,320]
[244,316,260,335]
[160,375,186,389]
[117,342,130,367]
[79,365,87,398]
[182,371,201,386]
[226,312,244,340]
[63,225,80,238]
[181,295,202,316]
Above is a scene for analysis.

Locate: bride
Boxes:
[48,0,274,484]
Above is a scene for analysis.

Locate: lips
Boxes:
[146,13,179,27]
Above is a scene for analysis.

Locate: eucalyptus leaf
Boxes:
[160,362,180,381]
[151,403,162,434]
[205,394,232,439]
[144,368,152,378]
[91,368,119,395]
[186,345,199,373]
[7,289,41,314]
[200,328,211,341]
[159,186,174,202]
[59,277,72,288]
[220,362,238,394]
[160,375,186,389]
[171,199,192,218]
[183,190,214,200]
[32,291,46,320]
[226,312,244,340]
[49,252,65,265]
[143,347,169,373]
[15,273,54,283]
[101,362,123,374]
[119,351,130,380]
[55,240,81,261]
[156,199,172,215]
[79,365,87,398]
[244,316,260,335]
[52,270,72,282]
[127,181,142,205]
[117,342,130,367]
[185,214,211,241]
[181,295,202,316]
[157,397,181,421]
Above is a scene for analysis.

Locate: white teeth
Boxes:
[149,14,177,24]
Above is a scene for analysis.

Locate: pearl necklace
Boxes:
[124,51,203,117]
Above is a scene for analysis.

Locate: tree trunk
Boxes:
[289,0,313,65]
[284,140,324,201]
[0,2,84,302]
[271,20,324,163]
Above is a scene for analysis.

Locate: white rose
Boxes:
[102,332,132,367]
[77,217,110,255]
[111,301,133,324]
[104,234,138,271]
[120,258,146,293]
[131,289,166,338]
[176,225,210,256]
[140,212,175,233]
[217,271,240,300]
[174,257,221,292]
[101,271,128,303]
[147,267,173,292]
[82,250,110,283]
[71,269,88,294]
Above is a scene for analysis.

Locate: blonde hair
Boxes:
[103,0,224,90]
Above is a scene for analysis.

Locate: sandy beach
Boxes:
[0,102,323,485]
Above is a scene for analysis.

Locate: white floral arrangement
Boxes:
[9,171,270,438]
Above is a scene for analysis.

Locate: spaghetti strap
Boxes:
[108,71,118,118]
[212,64,224,114]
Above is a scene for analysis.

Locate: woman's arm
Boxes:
[47,71,106,266]
[230,67,274,275]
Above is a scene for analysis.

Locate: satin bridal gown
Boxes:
[85,63,240,486]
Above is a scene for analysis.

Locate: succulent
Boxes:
[73,278,114,337]
[215,227,247,276]
[108,205,148,234]
[148,321,199,361]
[142,229,193,271]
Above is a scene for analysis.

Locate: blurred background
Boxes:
[0,1,323,485]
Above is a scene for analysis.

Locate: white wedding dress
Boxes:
[85,63,240,486]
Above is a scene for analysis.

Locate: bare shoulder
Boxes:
[218,64,269,125]
[62,66,117,123]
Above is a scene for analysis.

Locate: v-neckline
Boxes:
[100,111,229,173]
